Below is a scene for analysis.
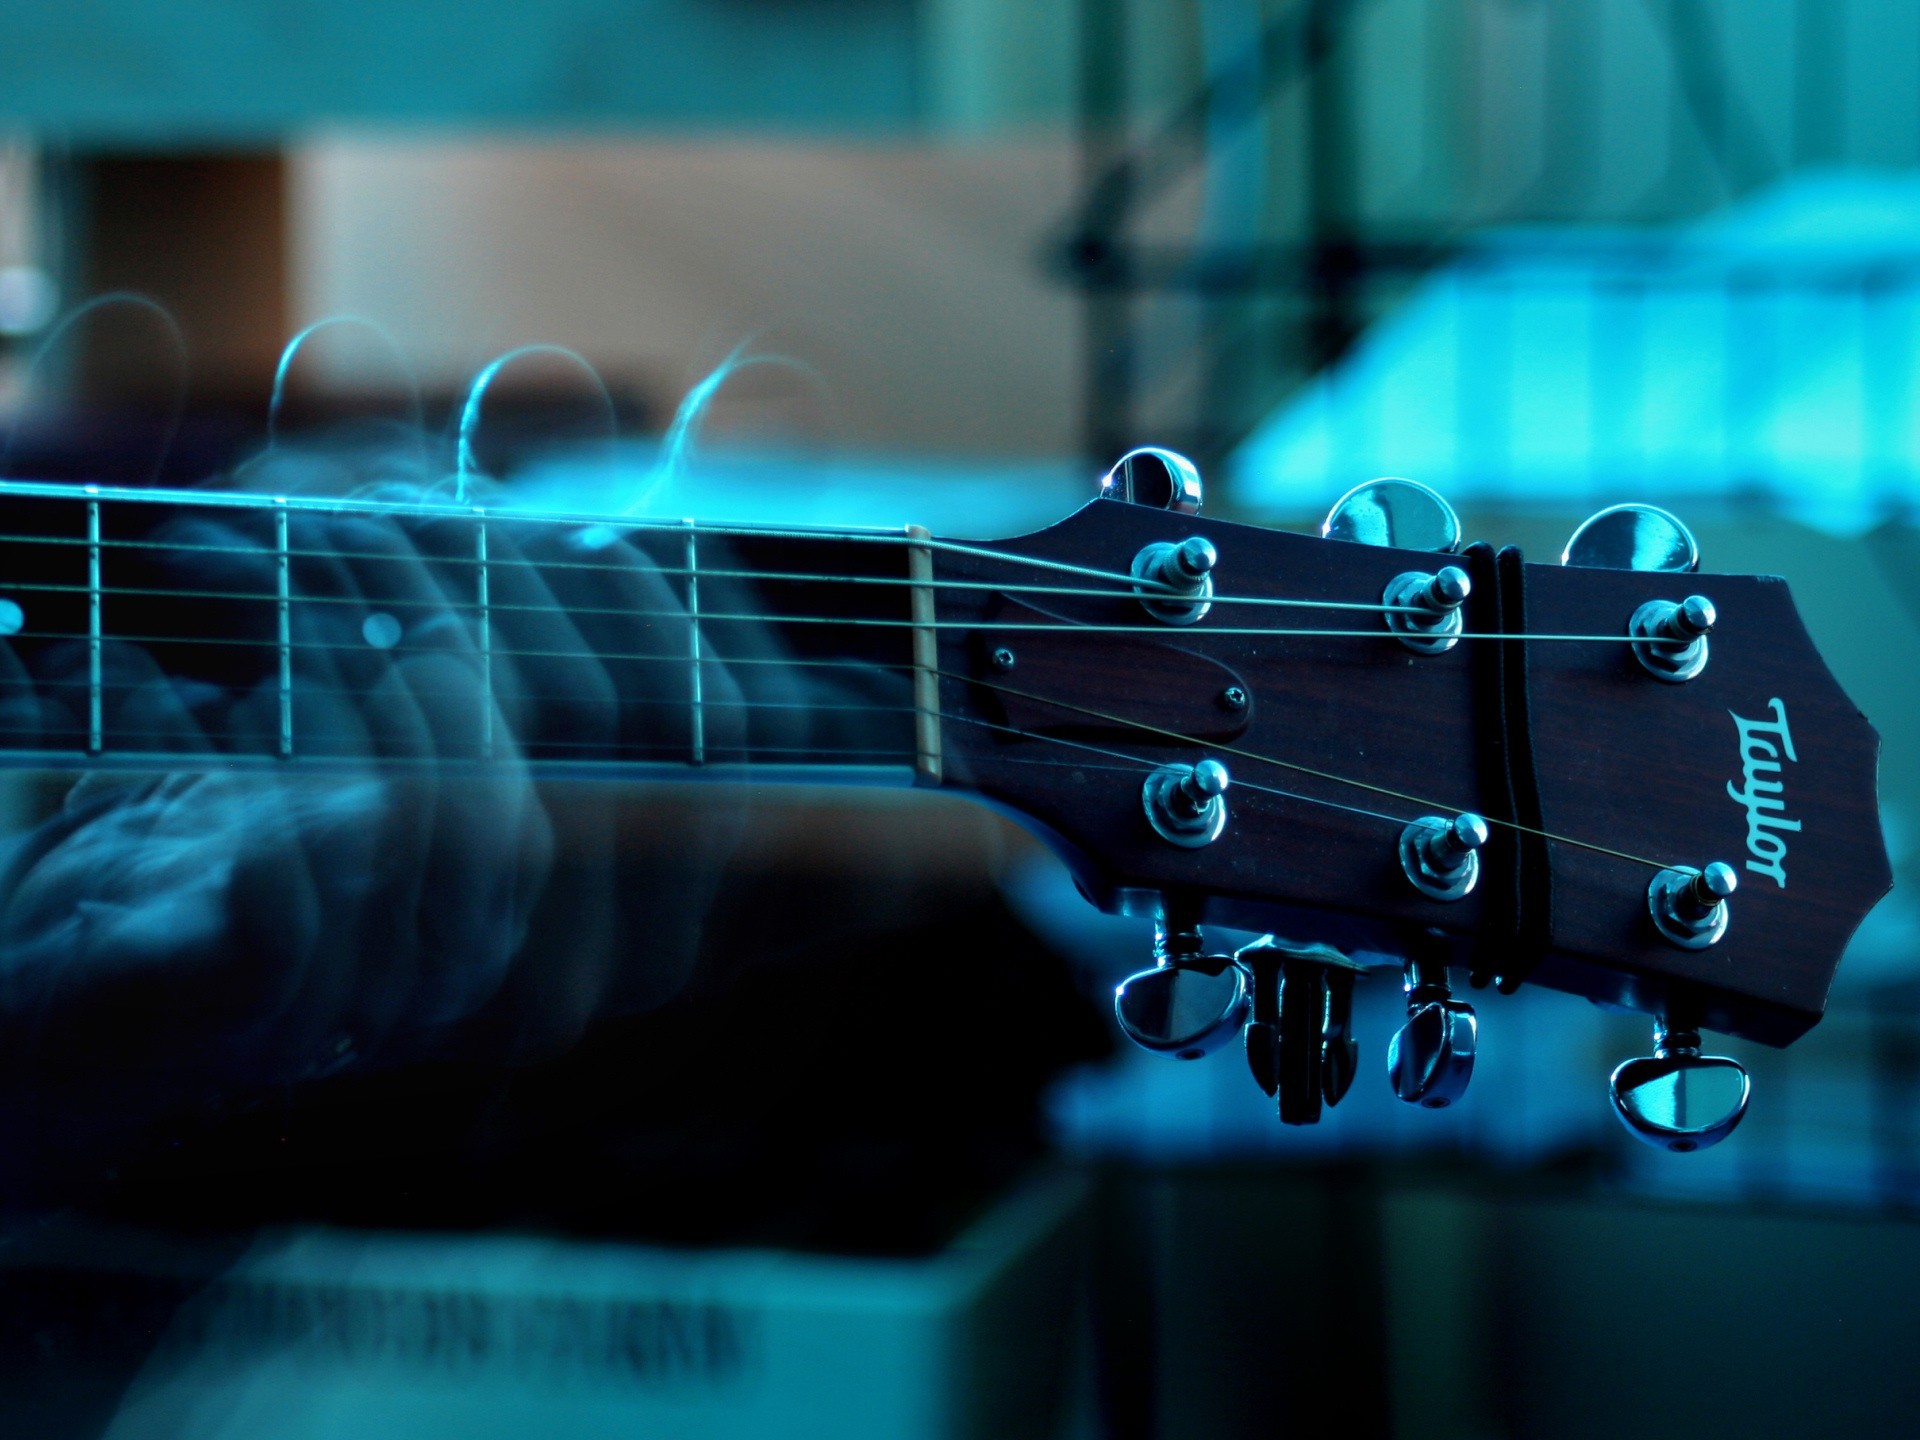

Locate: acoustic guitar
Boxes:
[0,447,1886,1152]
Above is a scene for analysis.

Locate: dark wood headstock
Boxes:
[931,498,1891,1047]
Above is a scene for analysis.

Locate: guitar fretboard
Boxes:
[0,481,926,779]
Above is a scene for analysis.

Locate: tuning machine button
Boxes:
[1114,957,1248,1059]
[1113,909,1247,1059]
[1322,477,1462,553]
[1399,813,1489,901]
[1610,1018,1750,1152]
[1132,535,1216,624]
[1648,861,1736,949]
[1562,503,1699,572]
[1387,957,1476,1108]
[1100,447,1203,513]
[1143,759,1229,847]
[1382,565,1471,653]
[1629,594,1714,682]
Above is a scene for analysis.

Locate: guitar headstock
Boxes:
[928,455,1891,1150]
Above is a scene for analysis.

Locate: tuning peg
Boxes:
[1399,813,1489,901]
[1131,535,1216,625]
[1610,1018,1750,1152]
[1142,759,1230,847]
[1561,503,1699,572]
[1387,957,1476,1108]
[1628,594,1715,683]
[1321,477,1462,553]
[1382,565,1470,652]
[1648,861,1736,949]
[1114,957,1248,1059]
[1113,909,1246,1059]
[1100,448,1203,513]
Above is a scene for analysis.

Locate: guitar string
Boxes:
[2,641,1672,869]
[0,564,1433,617]
[0,522,1202,595]
[0,583,1645,646]
[938,710,1415,830]
[939,664,1672,871]
[0,530,1425,615]
[0,513,1688,643]
[0,520,1696,634]
[5,680,1435,838]
[0,616,1645,657]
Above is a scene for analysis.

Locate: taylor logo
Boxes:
[1728,699,1800,888]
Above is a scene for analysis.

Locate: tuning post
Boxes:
[1628,594,1715,682]
[1399,812,1489,901]
[1610,1015,1751,1152]
[1100,447,1203,514]
[1132,536,1216,625]
[1382,565,1471,653]
[1143,759,1230,847]
[1649,861,1736,949]
[1387,955,1477,1108]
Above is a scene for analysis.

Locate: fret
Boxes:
[684,518,704,766]
[906,524,942,786]
[86,495,101,754]
[275,500,292,758]
[0,481,923,775]
[476,513,493,760]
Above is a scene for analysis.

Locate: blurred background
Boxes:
[6,1,1920,1437]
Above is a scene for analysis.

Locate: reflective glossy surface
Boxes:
[1561,503,1699,572]
[1322,477,1463,553]
[1383,567,1471,653]
[1142,761,1231,847]
[1100,447,1204,513]
[1131,537,1216,625]
[1387,999,1477,1107]
[1629,595,1715,682]
[1609,1053,1751,1151]
[1114,961,1249,1058]
[1648,864,1734,948]
[1399,813,1488,901]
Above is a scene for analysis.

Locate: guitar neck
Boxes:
[0,480,942,786]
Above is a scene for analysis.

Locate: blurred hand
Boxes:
[0,497,746,1171]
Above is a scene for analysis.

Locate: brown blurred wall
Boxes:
[76,152,288,408]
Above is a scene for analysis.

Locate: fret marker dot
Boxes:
[362,612,403,649]
[0,600,21,637]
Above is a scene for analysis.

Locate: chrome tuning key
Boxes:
[1115,910,1366,1124]
[1629,593,1715,682]
[1100,447,1203,513]
[1383,565,1471,653]
[1399,813,1489,901]
[1387,956,1477,1109]
[1561,503,1699,572]
[1322,477,1462,553]
[1648,861,1736,949]
[1610,1017,1751,1152]
[1132,535,1216,624]
[1142,759,1229,847]
[1113,910,1247,1060]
